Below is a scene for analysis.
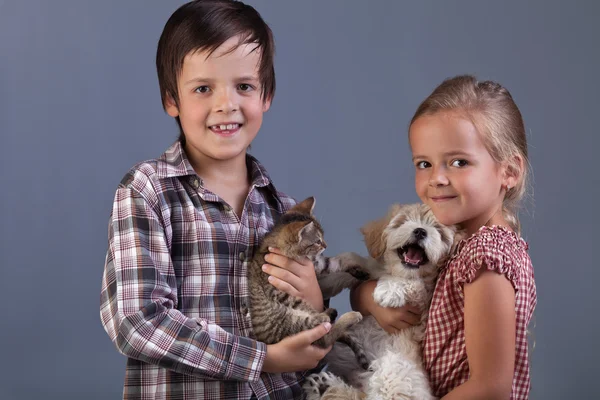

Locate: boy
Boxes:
[100,1,331,399]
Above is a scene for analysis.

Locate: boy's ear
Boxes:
[262,96,272,113]
[165,94,180,118]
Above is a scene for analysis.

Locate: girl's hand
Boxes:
[262,322,332,373]
[262,247,324,311]
[350,280,421,334]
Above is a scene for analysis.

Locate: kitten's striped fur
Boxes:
[248,197,368,356]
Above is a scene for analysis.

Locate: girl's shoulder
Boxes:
[450,225,531,289]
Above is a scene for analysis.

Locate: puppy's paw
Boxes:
[373,280,406,308]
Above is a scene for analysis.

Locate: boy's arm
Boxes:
[100,184,265,382]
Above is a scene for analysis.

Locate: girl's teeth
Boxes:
[220,125,226,130]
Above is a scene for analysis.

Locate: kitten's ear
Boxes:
[298,221,317,241]
[360,205,400,260]
[290,196,315,215]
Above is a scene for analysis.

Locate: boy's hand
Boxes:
[263,247,324,311]
[262,323,332,373]
[350,280,421,334]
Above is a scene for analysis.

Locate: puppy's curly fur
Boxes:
[304,203,455,400]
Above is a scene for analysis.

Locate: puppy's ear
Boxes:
[361,204,402,260]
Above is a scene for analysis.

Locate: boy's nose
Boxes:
[214,89,238,113]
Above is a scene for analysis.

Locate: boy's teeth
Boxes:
[213,124,238,130]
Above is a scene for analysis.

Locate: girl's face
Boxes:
[409,111,510,235]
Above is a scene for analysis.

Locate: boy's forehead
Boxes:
[179,38,262,80]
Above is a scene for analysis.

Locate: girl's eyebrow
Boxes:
[412,151,474,161]
[443,151,474,158]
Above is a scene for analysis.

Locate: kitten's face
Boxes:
[297,221,327,258]
[278,197,326,259]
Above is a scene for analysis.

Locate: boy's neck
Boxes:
[185,145,251,216]
[185,144,249,185]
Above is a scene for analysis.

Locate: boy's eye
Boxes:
[194,86,210,94]
[450,159,468,167]
[238,83,254,92]
[415,161,431,169]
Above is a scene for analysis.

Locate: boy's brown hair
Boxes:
[156,0,276,141]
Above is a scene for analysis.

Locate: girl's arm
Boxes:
[442,268,516,400]
[350,280,421,334]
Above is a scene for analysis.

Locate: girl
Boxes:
[351,75,537,399]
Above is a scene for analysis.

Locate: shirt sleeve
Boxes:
[100,171,266,382]
[455,229,522,292]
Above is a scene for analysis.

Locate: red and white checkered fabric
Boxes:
[423,225,537,399]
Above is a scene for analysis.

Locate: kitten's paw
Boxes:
[303,372,337,400]
[336,311,363,329]
[346,266,371,281]
[324,307,338,322]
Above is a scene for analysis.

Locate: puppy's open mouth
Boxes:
[397,244,429,269]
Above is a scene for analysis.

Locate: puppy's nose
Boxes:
[413,228,427,239]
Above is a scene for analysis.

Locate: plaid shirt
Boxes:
[423,225,537,399]
[100,141,304,399]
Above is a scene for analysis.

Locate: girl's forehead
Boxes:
[410,112,488,156]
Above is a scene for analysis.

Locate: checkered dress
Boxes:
[423,225,537,399]
[100,141,304,399]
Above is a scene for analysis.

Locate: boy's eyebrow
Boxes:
[183,76,260,86]
[236,75,259,82]
[184,77,214,85]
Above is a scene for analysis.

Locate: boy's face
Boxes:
[166,36,271,165]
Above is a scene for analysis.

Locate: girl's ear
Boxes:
[503,154,524,189]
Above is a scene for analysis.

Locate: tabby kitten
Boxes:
[248,197,366,351]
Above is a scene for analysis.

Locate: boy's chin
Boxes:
[206,145,250,161]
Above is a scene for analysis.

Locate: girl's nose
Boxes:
[429,166,449,187]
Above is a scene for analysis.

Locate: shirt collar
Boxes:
[156,140,272,188]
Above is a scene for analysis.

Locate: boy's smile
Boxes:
[165,36,271,169]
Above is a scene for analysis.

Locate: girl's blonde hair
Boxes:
[410,75,530,233]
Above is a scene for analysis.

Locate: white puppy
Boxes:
[305,203,455,400]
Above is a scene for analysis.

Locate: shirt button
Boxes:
[190,178,199,189]
[239,252,246,262]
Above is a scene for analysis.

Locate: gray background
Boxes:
[1,0,598,399]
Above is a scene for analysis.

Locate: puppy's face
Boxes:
[361,203,454,279]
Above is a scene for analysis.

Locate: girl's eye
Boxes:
[238,83,254,92]
[194,86,210,94]
[416,161,431,169]
[451,159,468,167]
